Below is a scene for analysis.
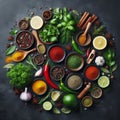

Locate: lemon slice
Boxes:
[98,76,110,88]
[30,16,43,30]
[93,36,107,50]
[43,101,52,111]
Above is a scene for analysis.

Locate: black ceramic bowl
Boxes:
[16,30,34,50]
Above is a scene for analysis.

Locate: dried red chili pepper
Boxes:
[44,61,59,90]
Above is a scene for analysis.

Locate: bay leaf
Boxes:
[100,67,110,73]
[5,45,16,56]
[111,64,118,72]
[3,63,14,69]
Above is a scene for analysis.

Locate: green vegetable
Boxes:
[3,63,14,69]
[93,25,105,36]
[9,28,18,36]
[26,56,37,70]
[111,64,117,72]
[7,63,33,89]
[5,45,16,56]
[72,38,83,55]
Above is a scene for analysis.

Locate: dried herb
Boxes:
[5,45,16,56]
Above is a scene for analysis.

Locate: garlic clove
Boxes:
[34,67,43,77]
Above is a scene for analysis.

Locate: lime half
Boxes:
[43,101,52,111]
[98,76,110,88]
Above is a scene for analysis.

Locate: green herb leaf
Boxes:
[101,67,110,73]
[3,63,14,69]
[72,10,79,16]
[111,64,117,72]
[53,108,61,114]
[5,45,16,56]
[9,28,18,36]
[93,25,105,36]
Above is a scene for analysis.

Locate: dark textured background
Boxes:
[0,0,120,120]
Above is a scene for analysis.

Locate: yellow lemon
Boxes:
[93,36,107,50]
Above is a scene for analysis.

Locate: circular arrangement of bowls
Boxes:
[67,74,83,90]
[16,30,34,50]
[66,53,84,71]
[77,32,91,46]
[48,45,66,63]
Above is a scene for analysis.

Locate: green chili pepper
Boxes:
[59,79,77,94]
[72,38,84,55]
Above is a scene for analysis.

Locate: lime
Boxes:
[98,76,110,88]
[63,94,78,108]
[43,101,52,111]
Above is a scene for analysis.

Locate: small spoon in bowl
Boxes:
[79,22,91,45]
[32,30,46,54]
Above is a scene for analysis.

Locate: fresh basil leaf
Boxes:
[111,64,118,72]
[109,61,116,67]
[101,67,110,73]
[5,45,16,56]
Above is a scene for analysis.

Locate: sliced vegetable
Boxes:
[53,108,61,114]
[51,91,61,102]
[5,45,16,56]
[61,107,71,114]
[43,101,53,111]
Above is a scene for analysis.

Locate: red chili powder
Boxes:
[49,46,65,62]
[85,66,99,80]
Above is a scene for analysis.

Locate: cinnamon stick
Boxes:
[82,16,92,30]
[77,12,89,28]
[77,82,91,99]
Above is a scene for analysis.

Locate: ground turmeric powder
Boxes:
[12,51,24,62]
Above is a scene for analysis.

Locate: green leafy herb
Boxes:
[53,108,61,114]
[26,56,37,70]
[100,67,110,73]
[7,63,33,89]
[93,25,105,36]
[9,28,18,36]
[39,24,60,43]
[5,45,16,56]
[49,7,77,44]
[3,63,14,69]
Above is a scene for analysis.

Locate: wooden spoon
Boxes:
[13,48,37,62]
[32,30,46,54]
[79,22,91,45]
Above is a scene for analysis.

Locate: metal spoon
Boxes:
[32,30,46,54]
[79,22,91,45]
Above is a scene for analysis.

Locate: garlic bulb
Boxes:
[95,56,105,66]
[20,87,32,101]
[34,67,43,77]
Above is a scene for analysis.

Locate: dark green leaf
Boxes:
[100,67,110,73]
[5,45,16,56]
